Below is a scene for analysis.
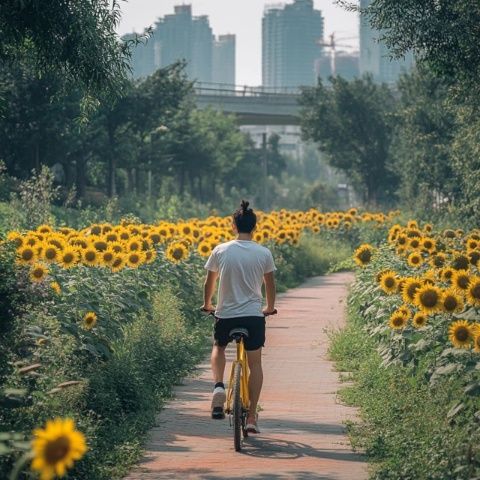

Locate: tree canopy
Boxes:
[300,75,396,205]
[0,0,135,101]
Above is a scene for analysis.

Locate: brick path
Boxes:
[125,273,366,480]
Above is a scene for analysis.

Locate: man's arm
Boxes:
[202,270,218,311]
[263,271,276,314]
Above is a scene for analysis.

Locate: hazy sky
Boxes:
[117,0,359,85]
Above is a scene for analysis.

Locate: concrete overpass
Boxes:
[194,83,303,126]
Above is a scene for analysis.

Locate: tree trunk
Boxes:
[179,168,185,195]
[127,168,134,194]
[76,157,86,198]
[106,118,116,197]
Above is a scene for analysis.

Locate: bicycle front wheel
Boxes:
[232,362,242,452]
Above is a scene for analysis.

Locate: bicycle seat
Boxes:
[229,327,249,340]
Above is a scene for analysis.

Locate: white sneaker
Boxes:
[211,386,226,419]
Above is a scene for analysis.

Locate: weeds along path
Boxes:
[125,272,366,480]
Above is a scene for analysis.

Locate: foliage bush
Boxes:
[330,296,480,480]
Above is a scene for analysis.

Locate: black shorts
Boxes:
[213,316,266,351]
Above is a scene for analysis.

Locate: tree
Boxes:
[300,75,396,205]
[390,68,458,213]
[0,0,135,101]
[339,0,480,94]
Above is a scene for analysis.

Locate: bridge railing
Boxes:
[193,82,301,97]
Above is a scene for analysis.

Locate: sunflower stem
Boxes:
[9,451,33,480]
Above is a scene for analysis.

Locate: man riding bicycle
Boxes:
[201,200,277,434]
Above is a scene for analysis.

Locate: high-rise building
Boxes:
[359,0,413,84]
[262,0,324,89]
[212,34,236,85]
[316,51,360,81]
[124,5,235,84]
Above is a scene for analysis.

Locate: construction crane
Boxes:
[318,33,358,76]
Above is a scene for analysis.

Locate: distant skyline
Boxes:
[117,0,359,86]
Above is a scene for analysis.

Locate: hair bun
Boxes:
[240,200,250,212]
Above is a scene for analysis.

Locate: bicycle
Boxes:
[203,309,277,452]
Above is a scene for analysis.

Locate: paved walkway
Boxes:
[125,273,366,480]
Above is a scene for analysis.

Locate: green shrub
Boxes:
[330,297,480,480]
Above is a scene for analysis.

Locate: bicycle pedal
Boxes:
[211,407,225,420]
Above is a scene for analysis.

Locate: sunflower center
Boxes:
[172,248,184,260]
[457,276,469,289]
[420,290,439,308]
[455,327,469,342]
[22,249,34,260]
[33,268,44,278]
[85,251,96,261]
[471,284,480,300]
[407,283,420,299]
[63,253,74,263]
[443,296,457,311]
[44,435,70,464]
[393,317,404,327]
[384,277,395,288]
[358,250,372,263]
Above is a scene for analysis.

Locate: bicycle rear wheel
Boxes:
[232,362,242,452]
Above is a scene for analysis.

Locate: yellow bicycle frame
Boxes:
[225,338,250,414]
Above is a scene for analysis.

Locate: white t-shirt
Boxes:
[205,240,276,319]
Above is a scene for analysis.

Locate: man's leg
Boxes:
[211,344,226,383]
[246,348,263,425]
[211,344,227,419]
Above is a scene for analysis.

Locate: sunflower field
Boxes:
[0,207,393,480]
[331,221,480,479]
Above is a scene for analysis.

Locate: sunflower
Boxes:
[7,231,24,248]
[440,267,455,282]
[109,241,124,254]
[32,418,87,480]
[431,253,446,269]
[126,237,142,252]
[414,284,443,314]
[468,250,480,267]
[50,282,61,295]
[37,224,53,234]
[448,320,472,349]
[92,239,108,252]
[389,311,408,330]
[59,248,78,269]
[451,269,471,292]
[30,263,49,283]
[401,277,423,304]
[379,271,398,294]
[144,249,157,264]
[353,244,374,267]
[451,253,470,271]
[466,276,480,307]
[110,255,126,272]
[100,249,115,266]
[197,241,213,257]
[474,334,480,353]
[165,242,190,263]
[412,312,428,328]
[82,311,97,330]
[407,252,423,268]
[17,245,37,265]
[42,244,61,263]
[408,237,421,250]
[441,288,464,314]
[82,246,98,267]
[421,237,436,253]
[397,305,412,319]
[126,251,146,268]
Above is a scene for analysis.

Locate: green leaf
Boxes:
[447,402,465,419]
